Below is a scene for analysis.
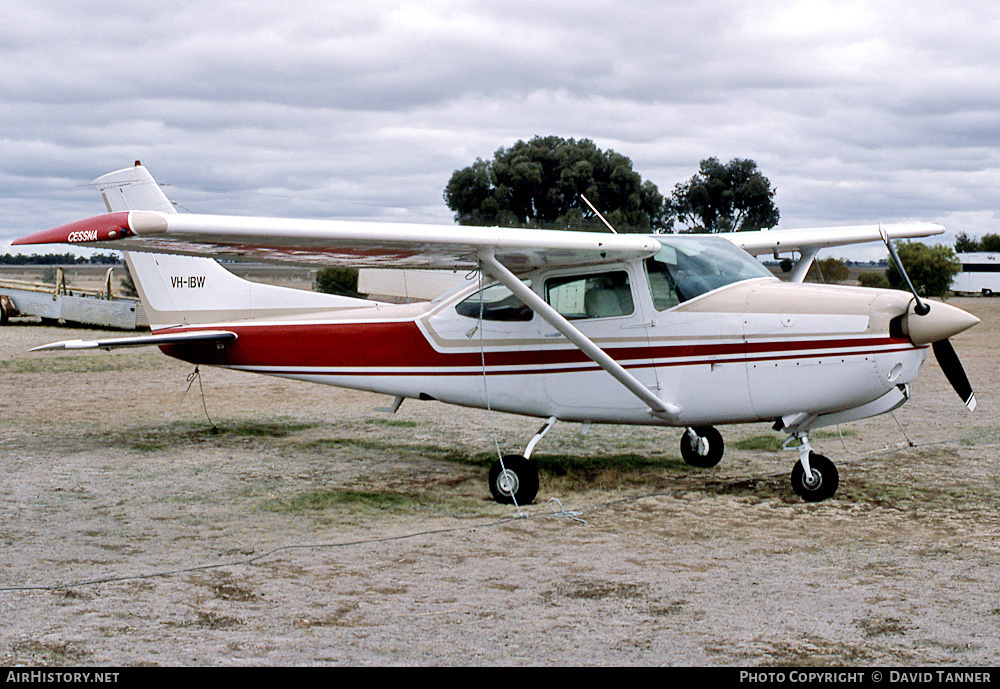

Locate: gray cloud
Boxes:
[3,0,999,259]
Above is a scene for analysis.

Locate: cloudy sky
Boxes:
[2,0,998,260]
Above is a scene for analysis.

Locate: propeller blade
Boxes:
[932,338,976,411]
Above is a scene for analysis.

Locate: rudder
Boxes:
[94,162,177,215]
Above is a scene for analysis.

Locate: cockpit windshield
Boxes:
[645,235,774,310]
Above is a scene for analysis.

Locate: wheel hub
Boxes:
[685,430,709,456]
[496,469,519,496]
[802,469,822,490]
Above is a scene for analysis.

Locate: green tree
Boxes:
[313,266,362,297]
[886,242,961,298]
[955,232,1000,252]
[808,257,850,284]
[980,233,1000,252]
[668,157,779,233]
[954,231,980,252]
[858,271,891,289]
[443,136,670,233]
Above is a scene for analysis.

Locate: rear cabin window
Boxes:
[455,282,533,321]
[544,271,634,320]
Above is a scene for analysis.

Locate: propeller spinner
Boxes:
[880,228,978,410]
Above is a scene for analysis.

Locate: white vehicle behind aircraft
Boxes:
[952,252,1000,296]
[14,163,979,504]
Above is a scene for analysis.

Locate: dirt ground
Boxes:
[0,295,998,667]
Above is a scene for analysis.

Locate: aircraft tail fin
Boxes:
[95,163,371,329]
[94,162,178,215]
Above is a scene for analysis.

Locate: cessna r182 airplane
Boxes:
[13,163,979,505]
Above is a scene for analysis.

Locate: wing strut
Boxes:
[477,251,681,419]
[789,247,819,283]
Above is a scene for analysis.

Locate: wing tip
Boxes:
[12,212,132,246]
[28,340,94,352]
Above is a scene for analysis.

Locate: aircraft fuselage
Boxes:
[158,248,929,429]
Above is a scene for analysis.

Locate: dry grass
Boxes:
[1,296,999,666]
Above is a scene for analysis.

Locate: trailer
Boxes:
[0,267,147,329]
[951,252,1000,295]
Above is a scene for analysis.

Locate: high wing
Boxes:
[12,162,945,272]
[723,222,945,282]
[13,210,662,273]
[729,222,945,256]
[13,209,944,273]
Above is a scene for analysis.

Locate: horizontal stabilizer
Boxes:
[30,329,237,352]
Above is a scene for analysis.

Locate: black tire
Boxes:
[488,454,539,505]
[791,452,839,502]
[680,426,724,468]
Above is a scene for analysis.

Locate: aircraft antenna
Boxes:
[580,195,618,234]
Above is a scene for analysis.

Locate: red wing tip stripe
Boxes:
[11,212,132,246]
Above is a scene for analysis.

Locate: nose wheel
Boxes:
[790,451,839,502]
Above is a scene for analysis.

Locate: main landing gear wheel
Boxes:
[791,452,839,502]
[680,426,725,468]
[489,454,539,505]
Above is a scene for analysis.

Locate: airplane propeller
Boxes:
[932,338,976,411]
[880,227,977,411]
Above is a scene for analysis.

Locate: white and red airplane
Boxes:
[14,163,979,505]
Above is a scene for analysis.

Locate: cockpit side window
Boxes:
[646,257,681,311]
[544,270,634,320]
[645,236,774,310]
[455,282,534,321]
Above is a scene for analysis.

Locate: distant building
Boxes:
[952,252,1000,295]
